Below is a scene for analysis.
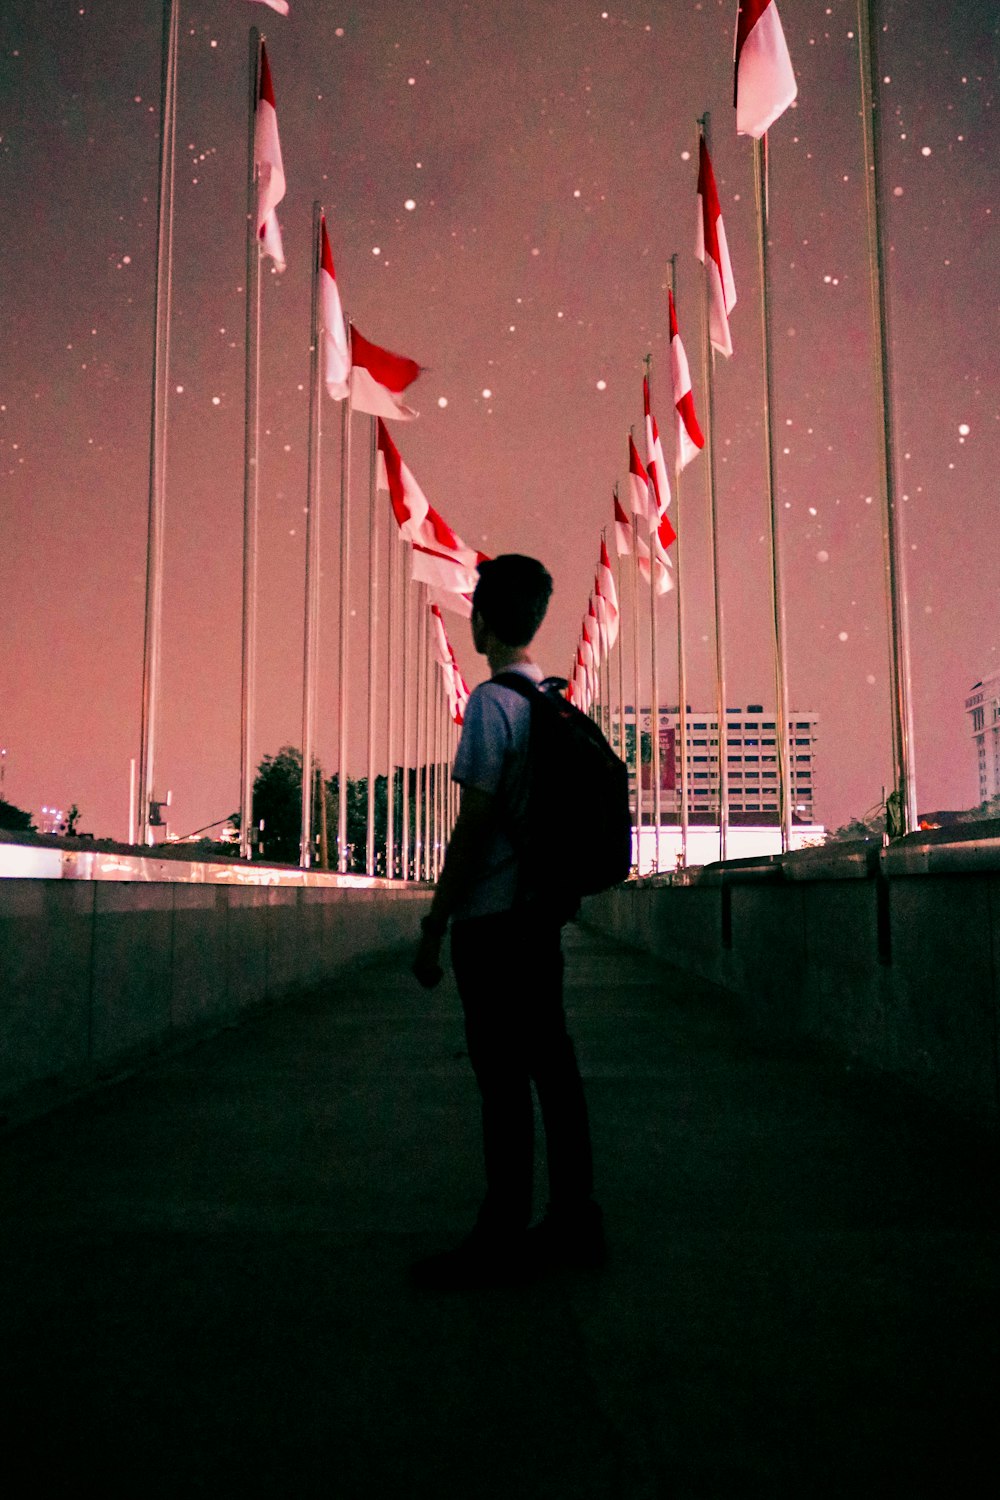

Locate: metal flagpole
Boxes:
[613,498,626,765]
[669,259,691,871]
[698,113,729,864]
[336,367,353,873]
[433,667,444,878]
[414,591,426,882]
[644,357,663,875]
[856,0,918,834]
[139,0,179,849]
[422,596,434,880]
[299,203,323,868]
[753,137,792,854]
[365,417,378,876]
[401,564,412,879]
[239,27,263,861]
[631,534,643,872]
[386,503,397,877]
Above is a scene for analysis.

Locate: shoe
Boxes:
[409,1229,532,1291]
[525,1202,607,1272]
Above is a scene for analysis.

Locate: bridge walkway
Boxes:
[0,923,996,1497]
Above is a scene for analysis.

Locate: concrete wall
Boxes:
[582,872,1000,1130]
[0,880,430,1116]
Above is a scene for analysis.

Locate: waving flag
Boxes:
[430,604,468,723]
[628,436,655,527]
[598,537,620,648]
[637,529,673,596]
[254,44,286,270]
[248,0,290,14]
[643,375,671,521]
[696,137,737,357]
[586,597,603,662]
[613,493,633,557]
[319,217,350,400]
[350,326,421,420]
[669,289,704,468]
[376,423,481,607]
[734,0,797,138]
[376,419,429,539]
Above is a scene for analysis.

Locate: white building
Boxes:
[620,703,819,823]
[965,669,1000,803]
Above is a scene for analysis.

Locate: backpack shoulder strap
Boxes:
[490,671,541,701]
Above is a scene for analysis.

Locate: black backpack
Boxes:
[492,672,632,920]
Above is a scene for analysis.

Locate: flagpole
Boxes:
[414,591,426,881]
[239,27,264,862]
[613,499,626,766]
[139,0,180,848]
[856,0,918,835]
[669,258,690,870]
[433,666,444,879]
[365,417,378,876]
[336,369,353,873]
[299,204,323,868]
[422,596,433,880]
[401,563,412,879]
[386,498,397,878]
[753,136,793,854]
[698,113,729,864]
[644,357,663,875]
[631,534,643,873]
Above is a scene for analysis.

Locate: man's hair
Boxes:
[472,554,553,647]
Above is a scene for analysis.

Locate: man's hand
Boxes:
[413,925,444,989]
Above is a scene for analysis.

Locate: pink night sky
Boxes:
[1,0,997,840]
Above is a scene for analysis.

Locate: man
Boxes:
[412,554,605,1290]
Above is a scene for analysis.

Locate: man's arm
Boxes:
[412,785,496,987]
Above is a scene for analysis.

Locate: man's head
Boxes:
[471,554,553,652]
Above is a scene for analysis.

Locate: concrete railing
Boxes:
[0,872,430,1119]
[582,831,1000,1131]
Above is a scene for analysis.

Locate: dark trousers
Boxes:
[450,909,594,1234]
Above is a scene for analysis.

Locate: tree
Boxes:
[66,803,81,835]
[0,797,35,832]
[824,802,886,843]
[252,746,304,864]
[250,746,392,870]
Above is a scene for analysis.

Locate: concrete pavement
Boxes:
[1,923,997,1497]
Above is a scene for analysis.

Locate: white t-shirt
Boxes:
[450,661,543,921]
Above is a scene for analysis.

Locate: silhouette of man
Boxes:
[412,554,605,1289]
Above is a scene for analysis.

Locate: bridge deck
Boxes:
[1,924,996,1497]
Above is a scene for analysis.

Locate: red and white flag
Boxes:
[350,325,421,420]
[734,0,797,139]
[376,419,429,540]
[450,647,470,723]
[248,0,290,15]
[576,645,593,710]
[695,137,737,358]
[669,289,704,469]
[598,537,620,648]
[579,625,596,678]
[319,216,350,400]
[628,435,655,527]
[430,604,466,723]
[643,375,671,521]
[586,597,603,662]
[254,44,286,271]
[613,493,633,558]
[636,528,673,596]
[657,508,677,553]
[376,421,480,608]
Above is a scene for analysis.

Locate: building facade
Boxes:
[621,703,819,823]
[965,669,1000,804]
